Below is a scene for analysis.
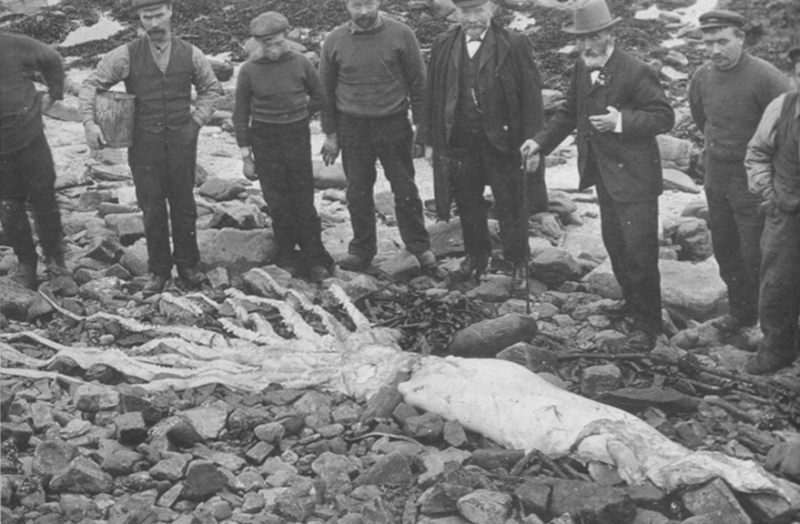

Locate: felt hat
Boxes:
[698,10,745,31]
[131,0,169,10]
[250,11,289,38]
[563,0,621,35]
[452,0,492,8]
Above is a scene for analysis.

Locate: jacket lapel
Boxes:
[478,24,496,73]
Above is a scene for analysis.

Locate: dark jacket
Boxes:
[417,21,544,220]
[533,48,674,203]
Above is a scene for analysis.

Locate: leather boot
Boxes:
[454,254,488,282]
[47,254,78,297]
[143,273,170,297]
[12,259,38,290]
[177,265,207,288]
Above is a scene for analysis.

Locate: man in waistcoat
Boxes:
[319,0,435,273]
[689,10,789,334]
[0,32,78,296]
[520,0,675,351]
[743,43,800,374]
[79,0,219,296]
[416,0,545,283]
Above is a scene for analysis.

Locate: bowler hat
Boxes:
[563,0,621,35]
[698,10,745,31]
[250,12,289,38]
[131,0,169,10]
[452,0,492,8]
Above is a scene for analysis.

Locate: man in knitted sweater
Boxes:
[0,32,78,296]
[689,10,789,334]
[319,0,435,273]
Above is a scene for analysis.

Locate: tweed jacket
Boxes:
[417,21,544,220]
[533,47,675,203]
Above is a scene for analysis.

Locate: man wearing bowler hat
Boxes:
[689,10,789,334]
[521,0,674,350]
[79,0,219,296]
[743,41,800,374]
[416,0,545,283]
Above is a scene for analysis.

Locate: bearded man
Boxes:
[521,0,675,350]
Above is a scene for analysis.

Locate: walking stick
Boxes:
[521,155,532,315]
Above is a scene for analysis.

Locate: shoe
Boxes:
[624,330,656,352]
[338,254,372,272]
[307,264,331,283]
[416,250,437,271]
[143,273,169,296]
[599,300,631,318]
[745,349,796,375]
[178,266,207,288]
[454,254,489,282]
[710,314,755,334]
[47,261,78,297]
[11,260,38,290]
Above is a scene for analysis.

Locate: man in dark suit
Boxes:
[417,0,544,283]
[522,0,675,349]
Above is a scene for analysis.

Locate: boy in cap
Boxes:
[79,0,219,296]
[743,41,800,374]
[689,9,789,334]
[521,0,674,351]
[233,12,334,281]
[0,32,78,296]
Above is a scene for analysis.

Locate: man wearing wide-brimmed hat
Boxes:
[79,0,220,296]
[521,0,675,351]
[416,0,545,284]
[689,10,789,336]
[743,40,800,374]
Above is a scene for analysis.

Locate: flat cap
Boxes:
[452,0,492,8]
[250,12,289,38]
[131,0,170,10]
[698,10,745,31]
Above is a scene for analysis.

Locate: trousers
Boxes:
[338,113,430,259]
[447,131,528,263]
[704,156,764,322]
[0,131,63,263]
[128,123,200,275]
[251,119,332,269]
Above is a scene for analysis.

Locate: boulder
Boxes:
[681,200,710,222]
[530,248,580,288]
[448,313,538,358]
[120,239,149,277]
[104,213,145,244]
[664,217,713,261]
[657,135,694,173]
[561,232,608,264]
[198,228,277,275]
[198,177,248,201]
[0,277,39,320]
[206,203,267,230]
[209,59,234,82]
[662,168,700,194]
[313,160,348,190]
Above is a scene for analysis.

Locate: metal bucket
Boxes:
[94,91,135,148]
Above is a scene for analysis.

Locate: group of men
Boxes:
[0,0,797,374]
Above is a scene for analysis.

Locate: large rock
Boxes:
[663,168,701,194]
[561,232,608,264]
[205,203,266,230]
[549,479,637,524]
[664,217,713,261]
[104,213,145,244]
[197,228,277,275]
[530,248,580,287]
[428,218,502,258]
[198,177,248,202]
[657,135,694,173]
[120,239,149,277]
[0,277,39,320]
[313,160,348,190]
[682,478,752,524]
[182,460,227,501]
[49,457,114,494]
[448,314,538,358]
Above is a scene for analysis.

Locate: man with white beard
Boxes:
[521,0,674,351]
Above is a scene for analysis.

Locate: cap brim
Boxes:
[562,17,621,35]
[452,0,492,8]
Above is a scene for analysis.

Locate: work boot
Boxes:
[416,249,437,271]
[307,264,332,283]
[47,260,78,297]
[710,313,756,334]
[11,259,38,290]
[745,349,796,375]
[178,266,207,289]
[338,254,372,272]
[454,254,488,282]
[142,273,169,297]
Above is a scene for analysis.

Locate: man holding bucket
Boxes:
[79,0,219,296]
[0,32,78,296]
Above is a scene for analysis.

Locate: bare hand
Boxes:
[321,134,340,166]
[589,106,620,133]
[40,93,54,112]
[84,121,106,150]
[243,157,257,180]
[424,146,433,165]
[523,153,541,173]
[520,139,540,158]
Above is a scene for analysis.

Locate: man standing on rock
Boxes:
[689,10,789,334]
[0,32,78,297]
[520,0,675,351]
[743,41,800,375]
[319,0,435,273]
[416,0,544,283]
[79,0,219,296]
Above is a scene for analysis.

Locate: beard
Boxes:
[580,39,612,69]
[354,12,378,30]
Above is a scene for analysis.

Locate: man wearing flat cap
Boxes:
[232,12,334,282]
[79,0,219,296]
[319,0,435,273]
[689,10,789,335]
[743,40,800,374]
[521,0,674,351]
[417,0,545,283]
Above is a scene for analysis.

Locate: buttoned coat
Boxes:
[532,47,674,203]
[417,21,544,220]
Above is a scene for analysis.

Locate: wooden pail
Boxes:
[94,91,136,148]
